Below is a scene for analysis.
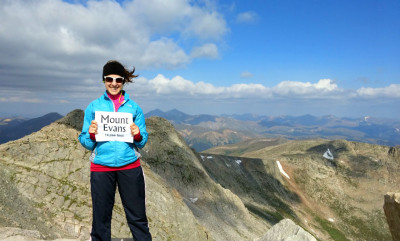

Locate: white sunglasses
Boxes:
[104,76,125,83]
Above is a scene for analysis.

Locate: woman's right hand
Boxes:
[89,120,98,134]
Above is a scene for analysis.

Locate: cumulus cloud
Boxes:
[0,0,228,77]
[190,43,219,59]
[236,11,259,24]
[0,1,397,118]
[273,79,340,97]
[356,84,400,98]
[129,76,345,100]
[127,0,228,40]
[134,74,225,96]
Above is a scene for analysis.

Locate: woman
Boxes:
[78,60,151,241]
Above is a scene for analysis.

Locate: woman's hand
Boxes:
[130,123,140,136]
[89,120,98,134]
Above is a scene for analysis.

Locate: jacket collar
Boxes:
[103,90,130,101]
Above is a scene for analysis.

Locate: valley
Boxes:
[146,109,400,151]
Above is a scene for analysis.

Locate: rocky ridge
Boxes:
[206,138,400,240]
[0,109,315,240]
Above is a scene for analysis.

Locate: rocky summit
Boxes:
[0,109,398,240]
[0,109,314,241]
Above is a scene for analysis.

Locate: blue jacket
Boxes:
[78,91,148,167]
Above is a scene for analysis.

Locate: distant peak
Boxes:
[56,109,84,131]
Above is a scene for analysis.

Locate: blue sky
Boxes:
[0,0,399,118]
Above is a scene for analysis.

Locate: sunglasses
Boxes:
[104,76,125,83]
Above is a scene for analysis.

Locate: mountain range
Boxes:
[0,109,398,240]
[2,109,398,151]
[0,112,63,144]
[145,109,400,151]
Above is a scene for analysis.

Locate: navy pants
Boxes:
[90,166,152,241]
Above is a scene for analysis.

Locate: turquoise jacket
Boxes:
[78,91,148,167]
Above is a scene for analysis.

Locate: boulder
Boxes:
[258,218,316,241]
[384,192,400,241]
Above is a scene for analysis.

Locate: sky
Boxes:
[0,0,399,119]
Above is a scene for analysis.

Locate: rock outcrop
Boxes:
[0,110,268,240]
[141,116,268,240]
[0,227,76,241]
[258,218,316,241]
[384,192,400,241]
[388,146,400,162]
[232,139,398,241]
[1,109,399,241]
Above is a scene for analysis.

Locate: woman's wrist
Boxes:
[134,130,142,142]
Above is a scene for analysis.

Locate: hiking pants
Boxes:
[90,166,152,241]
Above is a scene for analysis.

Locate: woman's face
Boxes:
[104,74,124,96]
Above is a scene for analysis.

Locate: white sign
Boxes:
[95,111,133,143]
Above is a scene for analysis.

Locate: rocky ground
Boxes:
[206,138,400,240]
[0,110,315,240]
[2,109,395,240]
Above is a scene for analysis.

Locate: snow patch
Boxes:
[328,218,335,222]
[276,161,290,179]
[235,159,242,165]
[189,197,198,203]
[323,148,334,160]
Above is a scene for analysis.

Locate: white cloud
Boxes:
[140,38,190,68]
[137,74,225,95]
[240,71,253,78]
[131,75,400,101]
[0,89,45,103]
[236,11,259,24]
[0,0,228,76]
[0,97,44,103]
[273,79,340,97]
[130,76,345,99]
[356,84,400,98]
[190,43,219,59]
[185,9,229,40]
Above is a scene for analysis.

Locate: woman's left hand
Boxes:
[130,123,140,136]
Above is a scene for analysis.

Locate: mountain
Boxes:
[0,116,27,128]
[145,108,192,124]
[145,108,216,125]
[0,109,315,241]
[146,109,400,151]
[1,109,397,240]
[0,112,63,144]
[204,138,399,241]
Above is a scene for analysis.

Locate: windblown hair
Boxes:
[105,60,138,84]
[124,65,138,84]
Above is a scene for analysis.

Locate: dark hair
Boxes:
[103,60,138,84]
[124,65,138,84]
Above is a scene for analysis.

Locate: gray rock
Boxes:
[0,112,268,241]
[384,192,400,241]
[258,219,316,241]
[0,227,77,241]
